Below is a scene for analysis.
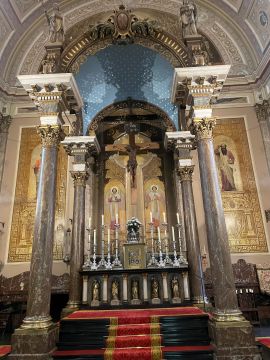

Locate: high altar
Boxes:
[62,122,193,309]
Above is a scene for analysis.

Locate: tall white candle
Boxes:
[163,212,166,223]
[176,212,180,224]
[172,226,175,243]
[116,213,119,224]
[108,228,110,249]
[88,217,92,229]
[150,211,153,223]
[101,214,104,226]
[157,227,161,243]
[93,229,96,246]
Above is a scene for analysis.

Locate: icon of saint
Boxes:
[215,144,236,191]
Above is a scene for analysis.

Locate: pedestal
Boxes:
[9,324,58,360]
[209,319,261,359]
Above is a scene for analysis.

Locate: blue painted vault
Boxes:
[75,44,178,133]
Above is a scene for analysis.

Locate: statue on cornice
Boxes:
[45,3,64,43]
[180,0,198,38]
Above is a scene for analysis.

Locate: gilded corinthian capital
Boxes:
[70,171,89,187]
[177,165,194,182]
[37,125,65,147]
[189,118,216,140]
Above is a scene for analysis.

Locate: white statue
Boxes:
[180,0,198,38]
[45,3,64,43]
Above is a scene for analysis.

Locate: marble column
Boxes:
[62,136,100,312]
[191,118,240,317]
[171,66,260,359]
[0,112,11,191]
[10,73,83,359]
[23,125,65,328]
[165,131,204,304]
[255,100,270,174]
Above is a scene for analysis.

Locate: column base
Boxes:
[209,318,261,359]
[61,302,80,318]
[9,323,58,360]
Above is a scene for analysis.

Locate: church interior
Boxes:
[0,0,270,359]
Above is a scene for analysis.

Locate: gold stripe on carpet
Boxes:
[151,346,163,360]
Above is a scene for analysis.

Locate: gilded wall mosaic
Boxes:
[214,118,267,253]
[8,127,68,262]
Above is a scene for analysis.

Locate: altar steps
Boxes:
[53,307,214,360]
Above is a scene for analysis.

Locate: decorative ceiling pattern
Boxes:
[247,0,270,50]
[75,44,177,131]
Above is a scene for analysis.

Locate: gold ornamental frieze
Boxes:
[8,127,68,262]
[214,118,267,253]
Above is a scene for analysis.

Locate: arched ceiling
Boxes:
[0,0,270,95]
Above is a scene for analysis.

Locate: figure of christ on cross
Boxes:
[105,124,160,188]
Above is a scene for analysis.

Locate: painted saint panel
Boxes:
[104,181,126,232]
[213,118,267,253]
[8,127,68,262]
[144,179,166,228]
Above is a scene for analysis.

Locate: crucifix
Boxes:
[105,122,159,188]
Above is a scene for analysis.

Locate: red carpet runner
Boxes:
[104,315,162,360]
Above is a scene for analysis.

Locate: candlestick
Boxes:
[94,229,97,247]
[91,229,98,270]
[116,213,119,224]
[176,212,180,224]
[162,222,172,266]
[101,214,104,226]
[150,211,153,223]
[106,228,112,270]
[157,226,165,268]
[163,212,166,223]
[172,226,180,267]
[147,220,158,268]
[177,221,187,265]
[98,223,106,269]
[112,221,123,268]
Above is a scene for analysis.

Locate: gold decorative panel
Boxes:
[8,127,68,262]
[214,118,267,253]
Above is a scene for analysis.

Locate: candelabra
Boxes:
[112,222,123,268]
[98,224,107,269]
[176,222,187,264]
[162,222,172,266]
[147,221,158,267]
[83,227,92,269]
